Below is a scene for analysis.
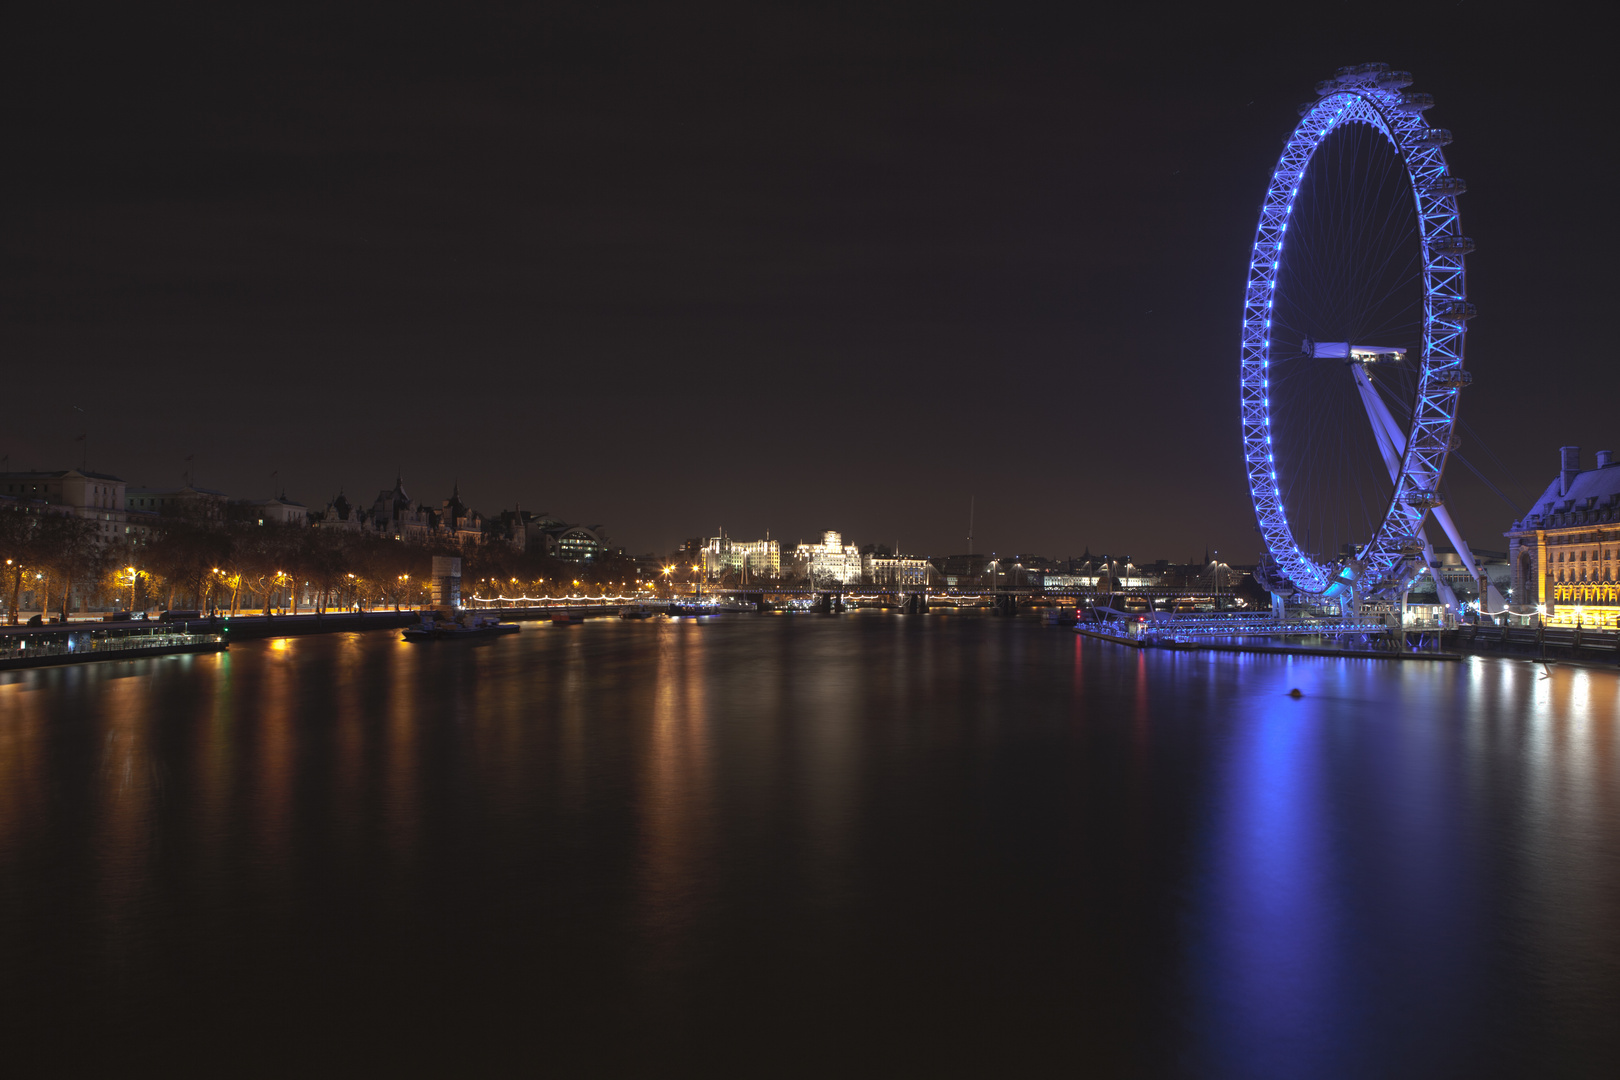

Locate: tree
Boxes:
[145,518,233,612]
[0,507,49,624]
[230,521,303,614]
[37,514,105,621]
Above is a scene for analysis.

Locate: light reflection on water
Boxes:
[0,617,1616,1075]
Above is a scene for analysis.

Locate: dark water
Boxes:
[2,614,1616,1077]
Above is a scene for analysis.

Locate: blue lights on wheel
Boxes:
[1238,66,1469,602]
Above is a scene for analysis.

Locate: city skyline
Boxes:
[4,7,1614,560]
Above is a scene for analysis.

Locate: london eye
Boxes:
[1240,63,1499,614]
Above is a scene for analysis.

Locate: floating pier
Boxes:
[1,626,227,670]
[1075,616,1461,661]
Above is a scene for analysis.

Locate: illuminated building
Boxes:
[549,524,607,562]
[1504,446,1620,627]
[703,534,780,579]
[486,509,607,561]
[792,530,863,584]
[862,553,929,587]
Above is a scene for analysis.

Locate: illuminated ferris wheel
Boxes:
[1239,63,1498,612]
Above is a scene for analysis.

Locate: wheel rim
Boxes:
[1240,64,1470,602]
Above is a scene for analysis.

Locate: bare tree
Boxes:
[38,515,104,621]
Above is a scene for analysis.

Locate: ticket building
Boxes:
[1504,446,1620,627]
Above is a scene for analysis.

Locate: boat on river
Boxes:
[402,612,521,642]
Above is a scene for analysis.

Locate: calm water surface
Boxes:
[1,614,1617,1076]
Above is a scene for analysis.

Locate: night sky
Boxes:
[4,4,1613,560]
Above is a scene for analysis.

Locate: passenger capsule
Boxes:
[1414,128,1453,147]
[1315,79,1339,95]
[1395,92,1435,113]
[1428,235,1475,256]
[1432,369,1475,390]
[1377,70,1414,89]
[1433,299,1478,321]
[1424,176,1467,197]
[1403,490,1444,510]
[1297,101,1320,116]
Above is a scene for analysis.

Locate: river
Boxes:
[1,613,1616,1076]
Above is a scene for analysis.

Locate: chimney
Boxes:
[1597,450,1615,469]
[1560,446,1582,496]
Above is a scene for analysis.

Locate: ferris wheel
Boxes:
[1240,63,1498,612]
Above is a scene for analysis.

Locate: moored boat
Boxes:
[402,612,521,642]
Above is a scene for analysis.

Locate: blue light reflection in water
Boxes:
[0,618,1617,1075]
[1193,676,1345,1077]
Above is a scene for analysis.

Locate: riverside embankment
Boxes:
[0,605,642,666]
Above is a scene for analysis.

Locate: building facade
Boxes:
[793,530,863,584]
[312,491,365,532]
[702,535,781,579]
[127,483,230,524]
[862,553,929,587]
[233,495,309,527]
[1504,446,1620,627]
[1,468,141,543]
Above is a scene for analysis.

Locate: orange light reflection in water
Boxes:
[252,640,296,900]
[637,622,715,975]
[194,653,235,915]
[0,677,45,880]
[95,666,157,971]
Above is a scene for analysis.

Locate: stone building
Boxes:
[793,530,863,584]
[232,494,309,527]
[486,509,608,562]
[1504,446,1620,627]
[862,553,929,587]
[0,468,144,543]
[312,491,365,532]
[702,534,781,579]
[126,482,230,524]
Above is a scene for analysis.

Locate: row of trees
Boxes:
[0,505,649,623]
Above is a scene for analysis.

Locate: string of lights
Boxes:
[464,594,644,604]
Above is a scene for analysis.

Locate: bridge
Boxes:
[698,584,1238,616]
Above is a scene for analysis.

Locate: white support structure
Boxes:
[1351,363,1504,612]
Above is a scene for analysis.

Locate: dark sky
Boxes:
[4,3,1614,560]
